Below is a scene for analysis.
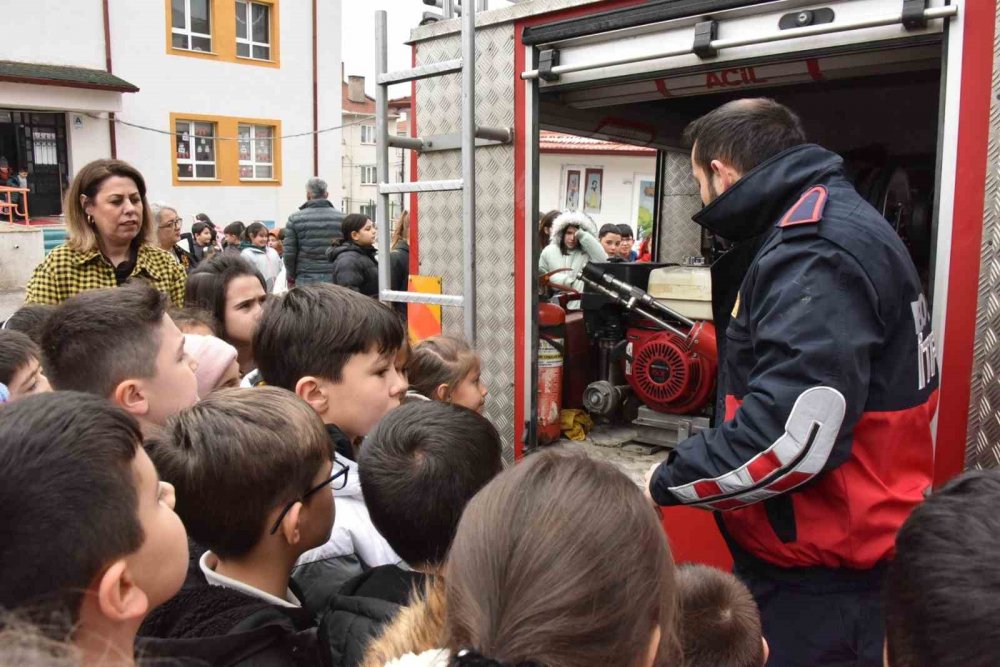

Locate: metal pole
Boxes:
[461,0,476,343]
[375,11,392,303]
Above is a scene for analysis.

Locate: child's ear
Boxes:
[96,559,149,622]
[763,638,770,666]
[112,379,149,418]
[433,383,450,402]
[278,502,304,547]
[295,376,328,415]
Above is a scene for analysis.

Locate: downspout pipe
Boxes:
[102,0,117,158]
[312,0,319,175]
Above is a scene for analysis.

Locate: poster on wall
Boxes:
[635,178,656,240]
[584,168,603,214]
[565,169,581,210]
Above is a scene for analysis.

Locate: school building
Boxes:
[0,0,343,227]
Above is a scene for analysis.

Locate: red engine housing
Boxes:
[624,324,717,415]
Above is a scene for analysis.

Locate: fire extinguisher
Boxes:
[538,302,565,444]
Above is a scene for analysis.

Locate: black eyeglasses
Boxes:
[269,459,348,535]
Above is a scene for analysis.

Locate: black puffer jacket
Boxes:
[284,199,344,285]
[327,243,379,297]
[389,241,409,319]
[320,565,428,667]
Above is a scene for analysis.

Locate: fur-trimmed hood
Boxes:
[360,577,447,667]
[549,210,598,246]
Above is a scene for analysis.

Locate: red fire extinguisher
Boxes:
[538,302,565,444]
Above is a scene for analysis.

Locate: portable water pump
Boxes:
[578,263,717,417]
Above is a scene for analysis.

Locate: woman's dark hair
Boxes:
[538,210,559,248]
[223,221,246,238]
[195,213,213,226]
[335,214,371,247]
[445,449,679,666]
[243,222,268,243]
[185,254,266,340]
[191,221,217,244]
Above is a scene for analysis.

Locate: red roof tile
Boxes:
[539,130,655,155]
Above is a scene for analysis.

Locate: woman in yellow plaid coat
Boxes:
[25,159,186,306]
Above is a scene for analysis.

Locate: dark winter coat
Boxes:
[285,199,344,285]
[327,243,379,297]
[137,580,330,667]
[389,241,409,319]
[648,144,938,576]
[320,566,428,667]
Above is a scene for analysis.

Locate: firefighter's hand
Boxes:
[644,462,660,507]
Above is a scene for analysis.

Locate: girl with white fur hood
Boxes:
[538,210,607,296]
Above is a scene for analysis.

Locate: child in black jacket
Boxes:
[138,387,339,666]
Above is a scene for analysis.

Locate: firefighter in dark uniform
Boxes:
[646,99,938,667]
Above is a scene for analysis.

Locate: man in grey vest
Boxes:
[283,177,344,286]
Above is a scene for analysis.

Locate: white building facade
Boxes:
[0,0,342,228]
[340,75,409,223]
[538,131,657,238]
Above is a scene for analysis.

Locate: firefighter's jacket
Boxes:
[649,144,939,571]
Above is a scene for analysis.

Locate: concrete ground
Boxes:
[0,288,26,322]
[556,424,670,486]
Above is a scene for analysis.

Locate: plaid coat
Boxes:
[25,243,187,306]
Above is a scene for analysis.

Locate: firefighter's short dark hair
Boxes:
[683,98,806,175]
[885,469,1000,667]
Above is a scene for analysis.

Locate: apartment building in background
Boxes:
[340,73,410,223]
[0,0,342,227]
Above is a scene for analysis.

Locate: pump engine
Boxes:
[625,323,716,415]
[577,263,717,447]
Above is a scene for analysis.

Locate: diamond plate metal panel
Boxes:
[658,151,703,263]
[966,7,1000,470]
[414,25,517,462]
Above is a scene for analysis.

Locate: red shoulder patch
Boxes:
[779,185,828,228]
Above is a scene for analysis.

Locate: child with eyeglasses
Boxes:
[138,386,338,666]
[252,284,408,605]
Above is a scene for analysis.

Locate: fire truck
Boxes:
[371,0,998,562]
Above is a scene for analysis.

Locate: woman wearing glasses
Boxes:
[25,159,188,305]
[151,202,196,272]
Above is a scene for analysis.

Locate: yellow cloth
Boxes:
[560,409,594,441]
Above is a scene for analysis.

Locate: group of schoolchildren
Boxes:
[0,254,998,667]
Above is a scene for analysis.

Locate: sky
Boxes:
[341,0,430,99]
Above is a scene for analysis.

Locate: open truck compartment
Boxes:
[532,1,945,453]
[403,0,999,482]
